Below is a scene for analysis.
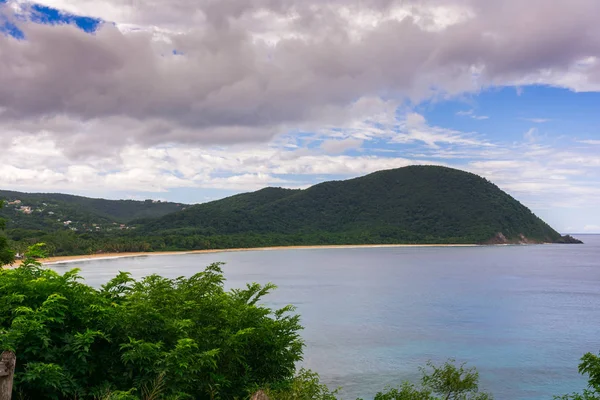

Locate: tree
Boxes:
[373,360,493,400]
[373,382,433,400]
[420,360,492,400]
[0,252,304,400]
[261,369,339,400]
[0,201,15,266]
[555,352,600,400]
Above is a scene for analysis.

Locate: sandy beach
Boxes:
[7,243,477,267]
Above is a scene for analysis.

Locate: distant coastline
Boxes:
[10,243,480,267]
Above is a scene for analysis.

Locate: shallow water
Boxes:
[51,235,600,400]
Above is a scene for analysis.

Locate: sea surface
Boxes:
[50,235,600,400]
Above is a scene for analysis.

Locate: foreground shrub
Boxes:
[261,360,493,400]
[260,368,339,400]
[555,352,600,400]
[0,250,303,400]
[373,360,493,400]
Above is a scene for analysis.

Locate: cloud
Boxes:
[524,127,537,143]
[466,138,600,211]
[582,224,600,233]
[1,0,600,155]
[393,113,492,148]
[320,138,363,154]
[579,139,600,145]
[0,128,422,193]
[522,118,550,123]
[0,109,493,195]
[456,109,489,120]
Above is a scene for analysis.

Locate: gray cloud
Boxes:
[1,0,600,153]
[320,138,364,154]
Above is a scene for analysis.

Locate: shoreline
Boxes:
[9,243,479,267]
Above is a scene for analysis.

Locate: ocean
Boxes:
[50,235,600,400]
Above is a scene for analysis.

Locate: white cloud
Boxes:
[466,138,600,213]
[0,130,419,193]
[582,225,600,233]
[392,113,492,148]
[456,110,489,120]
[522,118,550,123]
[524,128,537,143]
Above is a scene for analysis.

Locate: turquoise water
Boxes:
[50,236,600,400]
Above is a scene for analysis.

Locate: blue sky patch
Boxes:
[1,19,24,39]
[30,4,101,32]
[1,1,102,38]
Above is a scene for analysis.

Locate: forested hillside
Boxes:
[1,166,581,256]
[0,191,187,254]
[0,190,186,230]
[137,166,566,246]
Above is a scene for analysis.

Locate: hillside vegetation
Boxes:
[0,191,186,252]
[137,166,568,246]
[0,190,186,228]
[1,166,580,256]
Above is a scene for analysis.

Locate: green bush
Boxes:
[555,352,600,400]
[372,360,492,400]
[261,369,339,400]
[0,250,303,400]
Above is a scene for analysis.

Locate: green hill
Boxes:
[0,190,187,232]
[136,166,575,245]
[2,166,580,256]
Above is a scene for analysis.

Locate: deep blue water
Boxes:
[50,235,600,400]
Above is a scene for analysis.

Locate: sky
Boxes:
[0,0,599,234]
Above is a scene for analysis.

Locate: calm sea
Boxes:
[50,235,600,400]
